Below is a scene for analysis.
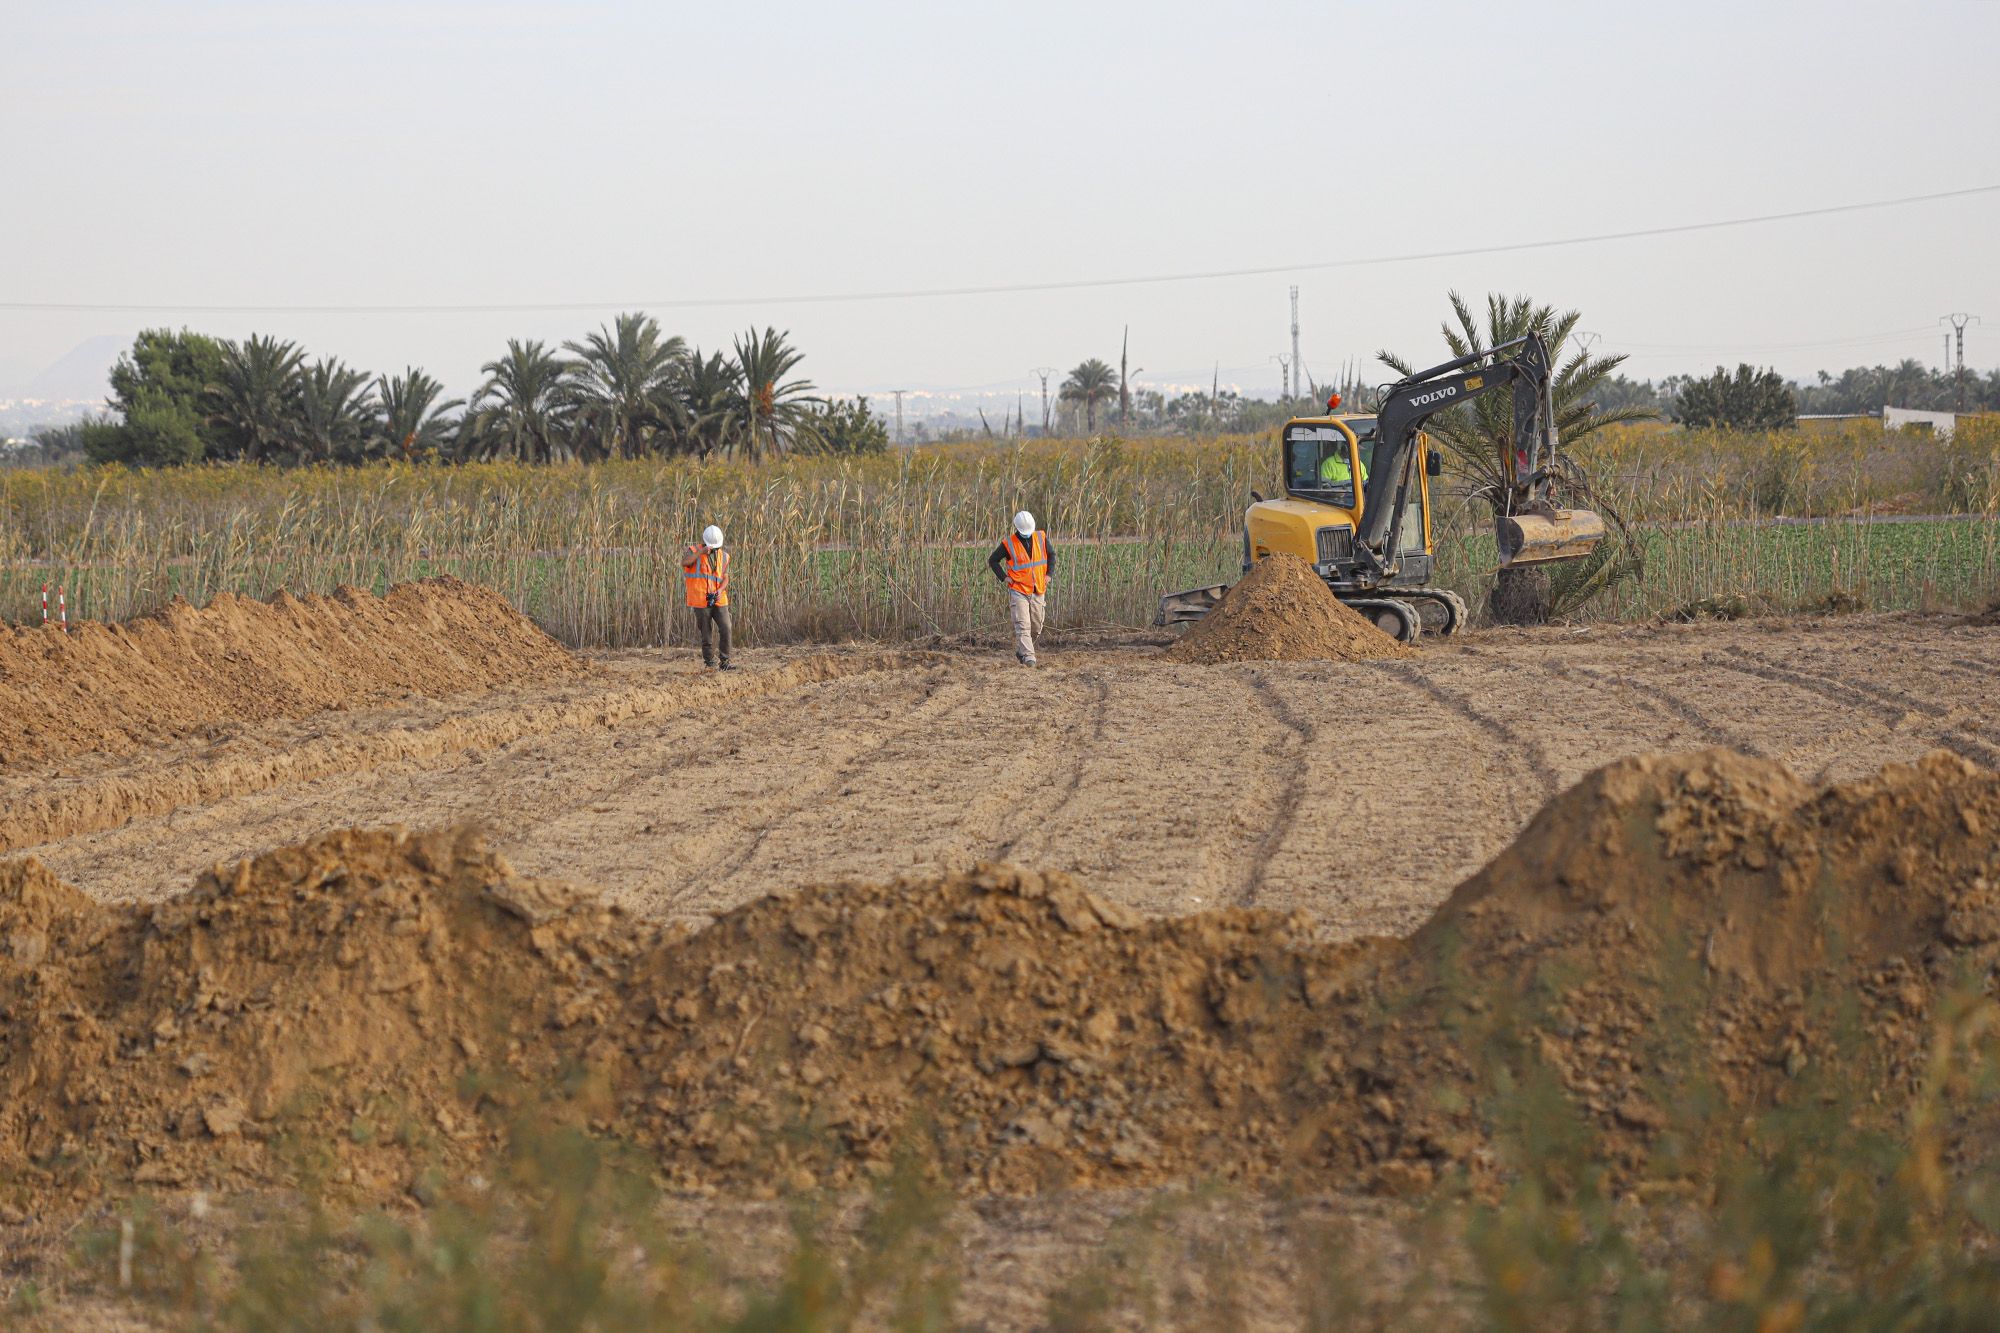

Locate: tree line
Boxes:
[1586,360,2000,430]
[73,314,889,468]
[28,318,2000,469]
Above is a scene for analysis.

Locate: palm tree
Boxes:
[1059,358,1119,433]
[375,368,464,460]
[1379,292,1652,624]
[731,326,822,459]
[463,340,575,463]
[208,334,306,462]
[679,348,741,460]
[563,312,687,460]
[295,358,378,464]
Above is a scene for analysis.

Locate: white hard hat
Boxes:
[1012,510,1036,536]
[702,525,724,549]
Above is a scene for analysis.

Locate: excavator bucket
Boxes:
[1495,506,1607,568]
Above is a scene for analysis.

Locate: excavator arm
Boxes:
[1358,332,1604,571]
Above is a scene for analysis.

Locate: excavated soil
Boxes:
[1163,552,1413,665]
[0,828,641,1203]
[0,577,582,769]
[6,748,1997,1214]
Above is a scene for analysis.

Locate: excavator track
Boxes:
[1339,596,1423,644]
[1402,589,1469,638]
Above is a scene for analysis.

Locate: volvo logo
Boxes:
[1412,385,1458,406]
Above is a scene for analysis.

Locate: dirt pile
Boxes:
[620,750,2000,1194]
[0,828,650,1204]
[0,577,582,769]
[624,868,1375,1193]
[1348,747,2000,1186]
[1163,553,1413,664]
[5,748,1998,1210]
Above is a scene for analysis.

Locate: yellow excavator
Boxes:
[1157,331,1606,641]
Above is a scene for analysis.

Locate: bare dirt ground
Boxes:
[7,609,1998,1328]
[14,612,1998,943]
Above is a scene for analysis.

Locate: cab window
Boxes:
[1284,425,1356,505]
[1347,418,1379,478]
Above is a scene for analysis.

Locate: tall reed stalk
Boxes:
[4,425,1994,646]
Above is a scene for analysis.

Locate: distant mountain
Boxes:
[20,334,125,404]
[0,354,35,395]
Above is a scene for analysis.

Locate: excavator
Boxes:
[1156,331,1606,641]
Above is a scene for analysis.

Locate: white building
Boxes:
[1882,405,1961,438]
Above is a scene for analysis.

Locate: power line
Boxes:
[5,184,1996,316]
[1606,324,1944,353]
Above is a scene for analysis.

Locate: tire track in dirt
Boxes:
[1235,671,1315,907]
[672,669,977,901]
[990,671,1112,864]
[1393,660,1562,812]
[1711,645,2000,768]
[0,653,945,864]
[1240,660,1566,937]
[1550,661,1759,755]
[662,667,1093,918]
[982,666,1295,918]
[1741,637,1998,721]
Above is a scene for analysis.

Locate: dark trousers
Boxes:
[695,605,732,666]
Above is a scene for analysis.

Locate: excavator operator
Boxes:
[1319,442,1368,488]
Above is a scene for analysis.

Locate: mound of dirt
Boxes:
[0,828,651,1205]
[0,577,582,768]
[1162,553,1413,664]
[5,749,1998,1211]
[1350,747,2000,1186]
[623,867,1374,1194]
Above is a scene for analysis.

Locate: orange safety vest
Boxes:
[1002,530,1048,597]
[683,545,729,608]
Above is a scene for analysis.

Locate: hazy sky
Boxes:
[4,0,1998,406]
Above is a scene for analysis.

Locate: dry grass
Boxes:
[0,439,1270,647]
[4,422,1997,645]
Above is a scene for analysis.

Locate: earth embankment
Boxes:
[0,577,582,769]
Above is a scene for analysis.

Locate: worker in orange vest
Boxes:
[682,524,733,670]
[988,510,1053,666]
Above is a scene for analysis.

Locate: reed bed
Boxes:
[4,422,1996,646]
[0,440,1270,647]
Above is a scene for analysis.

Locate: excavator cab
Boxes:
[1283,421,1363,506]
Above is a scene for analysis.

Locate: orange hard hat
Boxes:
[1327,392,1342,412]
